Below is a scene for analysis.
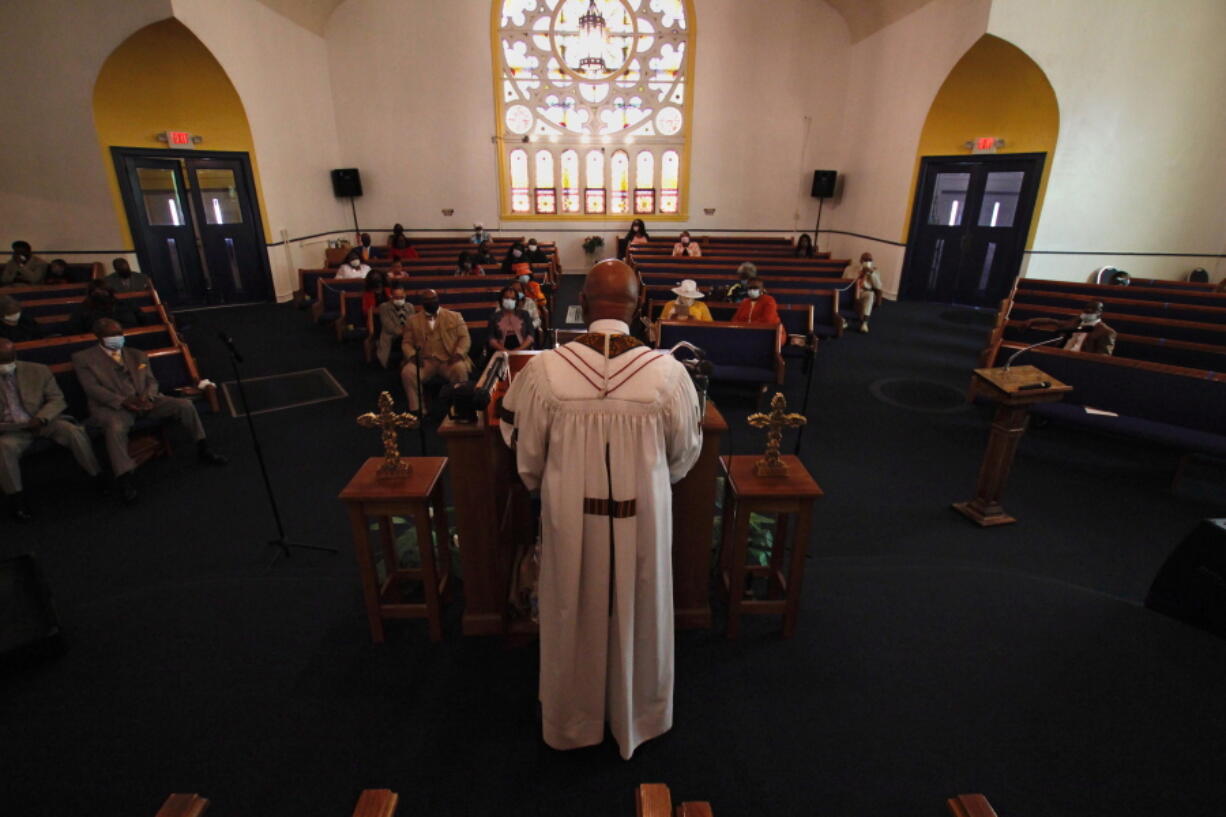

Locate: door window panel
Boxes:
[928,172,970,226]
[137,168,185,226]
[197,168,244,224]
[977,171,1024,227]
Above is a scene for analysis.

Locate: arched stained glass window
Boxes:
[660,149,679,214]
[584,149,605,214]
[560,149,580,213]
[534,150,556,214]
[610,150,629,215]
[510,149,530,213]
[495,0,694,219]
[634,150,655,213]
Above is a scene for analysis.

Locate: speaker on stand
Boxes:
[331,168,363,239]
[810,170,837,252]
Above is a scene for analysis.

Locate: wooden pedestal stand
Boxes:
[953,365,1071,527]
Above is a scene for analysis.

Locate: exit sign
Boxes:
[159,130,199,148]
[972,137,1002,154]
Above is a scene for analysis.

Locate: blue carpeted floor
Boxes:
[2,288,1224,817]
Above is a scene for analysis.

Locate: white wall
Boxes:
[990,0,1226,283]
[324,0,850,272]
[172,0,350,296]
[0,0,172,257]
[820,0,991,293]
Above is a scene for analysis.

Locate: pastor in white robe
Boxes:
[499,318,703,759]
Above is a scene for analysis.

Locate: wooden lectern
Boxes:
[953,365,1071,527]
[438,351,727,635]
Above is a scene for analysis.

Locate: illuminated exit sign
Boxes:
[158,130,200,148]
[970,136,1004,154]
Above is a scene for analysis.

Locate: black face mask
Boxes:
[423,302,440,315]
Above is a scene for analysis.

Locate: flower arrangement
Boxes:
[581,235,605,254]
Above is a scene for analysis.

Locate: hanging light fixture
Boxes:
[578,0,608,76]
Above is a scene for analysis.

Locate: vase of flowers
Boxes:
[581,234,605,263]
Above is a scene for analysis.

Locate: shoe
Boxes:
[197,442,229,466]
[10,492,32,523]
[116,474,138,505]
[859,321,869,334]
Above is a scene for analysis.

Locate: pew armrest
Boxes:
[154,793,209,817]
[947,794,998,817]
[352,788,398,817]
[637,784,673,817]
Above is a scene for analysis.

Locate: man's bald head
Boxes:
[93,318,123,339]
[580,259,639,326]
[0,337,15,364]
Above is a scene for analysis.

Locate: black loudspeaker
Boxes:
[331,168,363,198]
[0,554,62,666]
[1146,519,1226,638]
[811,169,837,198]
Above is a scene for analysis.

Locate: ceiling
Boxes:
[253,0,940,41]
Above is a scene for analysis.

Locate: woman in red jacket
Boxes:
[731,277,779,324]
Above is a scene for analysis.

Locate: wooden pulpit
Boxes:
[438,352,726,635]
[953,365,1071,527]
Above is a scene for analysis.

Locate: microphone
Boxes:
[1004,335,1064,370]
[218,331,243,363]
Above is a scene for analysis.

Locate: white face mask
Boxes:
[747,288,762,300]
[2,312,19,325]
[518,274,531,283]
[502,298,517,310]
[0,361,16,375]
[681,237,690,245]
[527,244,537,252]
[349,260,361,268]
[392,298,406,307]
[1079,313,1101,326]
[863,260,875,270]
[512,249,523,258]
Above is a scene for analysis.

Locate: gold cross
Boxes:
[356,390,420,478]
[747,392,807,477]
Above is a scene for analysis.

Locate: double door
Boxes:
[115,149,271,307]
[901,154,1045,307]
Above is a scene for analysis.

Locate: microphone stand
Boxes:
[1004,334,1066,370]
[414,347,428,454]
[218,332,337,569]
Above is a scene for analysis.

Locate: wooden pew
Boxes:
[947,793,998,817]
[1006,302,1226,347]
[1012,288,1226,324]
[1017,277,1226,307]
[658,320,784,389]
[352,788,398,817]
[153,793,209,817]
[637,783,713,817]
[16,325,176,364]
[1000,320,1226,371]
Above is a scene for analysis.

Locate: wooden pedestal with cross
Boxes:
[338,457,452,642]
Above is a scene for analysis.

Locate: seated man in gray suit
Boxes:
[71,318,226,504]
[375,282,412,368]
[0,338,101,522]
[103,258,152,294]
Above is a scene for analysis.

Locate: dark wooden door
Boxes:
[114,148,272,308]
[184,157,270,304]
[901,154,1045,307]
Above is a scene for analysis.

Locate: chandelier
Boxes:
[577,0,608,76]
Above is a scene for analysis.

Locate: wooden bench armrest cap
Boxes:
[352,788,398,817]
[947,793,998,817]
[154,793,209,817]
[675,803,714,817]
[637,783,673,817]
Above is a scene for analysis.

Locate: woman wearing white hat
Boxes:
[660,279,712,322]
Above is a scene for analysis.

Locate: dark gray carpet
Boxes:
[2,290,1223,817]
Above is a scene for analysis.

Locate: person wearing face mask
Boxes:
[726,262,757,302]
[852,252,885,333]
[659,279,712,323]
[794,233,815,258]
[512,265,548,315]
[474,239,497,267]
[671,231,701,258]
[386,224,420,262]
[375,283,412,368]
[70,281,144,334]
[0,295,44,342]
[523,238,548,264]
[2,241,48,286]
[44,258,70,285]
[0,337,102,521]
[357,232,384,262]
[501,242,531,278]
[400,289,472,413]
[336,250,370,280]
[470,223,492,246]
[456,251,485,277]
[104,258,151,293]
[1024,300,1117,355]
[72,318,227,504]
[488,286,536,353]
[360,268,389,316]
[510,281,542,331]
[623,219,650,258]
[732,277,780,325]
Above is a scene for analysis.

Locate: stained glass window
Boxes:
[495,0,693,218]
[534,150,556,214]
[660,149,679,214]
[585,149,605,214]
[510,149,530,214]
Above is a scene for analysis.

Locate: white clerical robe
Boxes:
[500,318,703,759]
